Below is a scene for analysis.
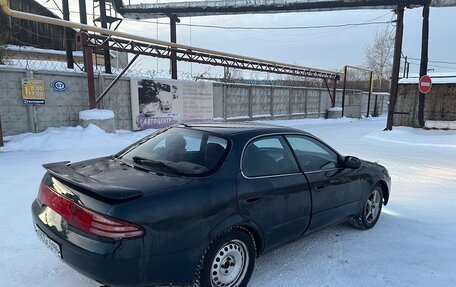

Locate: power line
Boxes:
[408,62,456,70]
[406,57,456,65]
[169,20,393,30]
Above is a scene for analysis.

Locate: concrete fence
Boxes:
[0,67,389,136]
[0,67,131,136]
[213,82,389,121]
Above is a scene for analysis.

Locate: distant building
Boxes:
[0,0,77,51]
[395,73,456,128]
[0,0,82,65]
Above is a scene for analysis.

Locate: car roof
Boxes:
[178,122,309,137]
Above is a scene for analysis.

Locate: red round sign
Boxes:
[419,75,432,94]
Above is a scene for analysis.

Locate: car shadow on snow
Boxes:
[248,213,405,286]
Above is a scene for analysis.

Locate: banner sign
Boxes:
[21,78,45,104]
[130,79,213,130]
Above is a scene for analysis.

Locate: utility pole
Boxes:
[62,0,74,69]
[418,1,430,127]
[385,5,405,131]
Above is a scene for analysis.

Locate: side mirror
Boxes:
[343,156,361,169]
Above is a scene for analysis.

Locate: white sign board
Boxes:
[130,79,213,130]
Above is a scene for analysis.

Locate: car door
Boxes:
[284,135,361,231]
[236,136,312,251]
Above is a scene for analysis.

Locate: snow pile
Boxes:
[79,109,115,121]
[1,124,153,152]
[6,45,84,57]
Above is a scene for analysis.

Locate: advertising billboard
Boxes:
[130,79,213,130]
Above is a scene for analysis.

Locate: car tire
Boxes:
[351,185,383,230]
[195,227,256,287]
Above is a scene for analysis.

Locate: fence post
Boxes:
[0,116,3,147]
[288,88,292,119]
[248,85,253,120]
[318,89,322,118]
[270,87,274,119]
[304,89,308,118]
[223,84,227,120]
[25,70,37,133]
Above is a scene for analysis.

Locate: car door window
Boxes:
[242,136,299,177]
[285,136,339,172]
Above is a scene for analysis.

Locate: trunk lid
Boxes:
[43,157,192,204]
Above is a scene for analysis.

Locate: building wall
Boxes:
[394,84,456,127]
[0,68,389,136]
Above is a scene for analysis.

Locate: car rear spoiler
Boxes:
[43,161,143,202]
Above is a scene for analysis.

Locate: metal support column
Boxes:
[385,5,405,131]
[373,94,379,116]
[367,71,374,117]
[403,56,408,78]
[78,0,87,24]
[341,65,348,117]
[62,0,74,69]
[418,1,430,127]
[332,79,337,108]
[78,0,88,71]
[169,14,180,79]
[78,33,97,108]
[99,0,112,74]
[323,79,335,108]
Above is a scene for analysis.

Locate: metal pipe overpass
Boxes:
[0,0,341,109]
[112,0,456,19]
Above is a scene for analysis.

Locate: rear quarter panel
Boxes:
[106,166,240,285]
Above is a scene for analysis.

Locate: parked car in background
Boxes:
[32,123,391,287]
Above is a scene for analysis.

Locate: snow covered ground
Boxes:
[1,117,455,287]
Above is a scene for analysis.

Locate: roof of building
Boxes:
[399,72,456,85]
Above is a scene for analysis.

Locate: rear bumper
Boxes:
[31,199,143,287]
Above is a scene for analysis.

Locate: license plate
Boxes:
[35,225,62,259]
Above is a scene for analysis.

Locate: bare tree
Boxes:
[364,27,394,89]
[223,67,244,82]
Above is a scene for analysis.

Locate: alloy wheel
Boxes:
[365,188,382,224]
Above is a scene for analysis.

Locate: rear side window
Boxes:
[242,136,299,177]
[285,136,339,172]
[121,128,228,176]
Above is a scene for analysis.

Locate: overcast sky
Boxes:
[35,0,456,78]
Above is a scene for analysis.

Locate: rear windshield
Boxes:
[121,127,229,176]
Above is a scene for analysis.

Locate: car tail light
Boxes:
[37,182,145,240]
